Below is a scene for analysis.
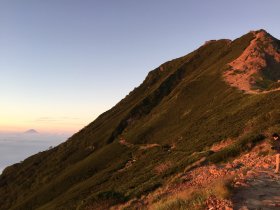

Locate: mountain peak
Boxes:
[224,29,280,93]
[24,129,39,134]
[250,28,268,34]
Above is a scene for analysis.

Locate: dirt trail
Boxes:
[233,169,280,210]
[118,138,160,149]
[117,138,161,173]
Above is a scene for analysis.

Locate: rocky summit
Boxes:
[1,29,280,210]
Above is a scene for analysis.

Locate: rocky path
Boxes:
[179,142,280,210]
[233,169,280,210]
[114,141,280,210]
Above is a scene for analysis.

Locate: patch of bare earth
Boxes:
[211,139,234,152]
[139,143,160,150]
[224,29,280,94]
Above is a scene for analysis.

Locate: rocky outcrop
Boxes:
[224,29,280,93]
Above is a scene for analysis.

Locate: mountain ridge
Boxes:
[1,29,280,210]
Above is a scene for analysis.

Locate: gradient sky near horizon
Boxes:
[1,0,280,134]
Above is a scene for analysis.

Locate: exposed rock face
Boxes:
[224,29,280,93]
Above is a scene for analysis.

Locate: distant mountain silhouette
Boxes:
[1,29,280,210]
[23,129,39,134]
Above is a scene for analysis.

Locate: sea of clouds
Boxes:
[0,132,70,174]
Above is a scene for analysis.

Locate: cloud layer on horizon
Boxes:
[0,133,69,174]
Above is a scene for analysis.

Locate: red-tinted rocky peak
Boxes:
[224,29,280,93]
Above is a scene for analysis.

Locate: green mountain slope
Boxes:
[1,30,280,210]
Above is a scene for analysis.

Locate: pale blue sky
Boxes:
[1,0,280,133]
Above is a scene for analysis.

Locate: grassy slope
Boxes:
[1,31,280,210]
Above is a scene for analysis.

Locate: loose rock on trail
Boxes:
[233,169,280,210]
